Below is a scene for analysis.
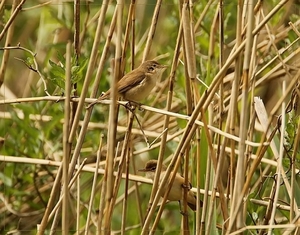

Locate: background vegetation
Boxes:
[0,0,300,234]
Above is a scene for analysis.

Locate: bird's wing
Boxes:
[117,70,145,94]
[93,70,145,101]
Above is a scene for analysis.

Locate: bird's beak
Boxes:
[138,168,147,172]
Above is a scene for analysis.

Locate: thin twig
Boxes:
[0,45,50,96]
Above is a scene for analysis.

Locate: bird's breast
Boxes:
[123,75,156,102]
[160,174,197,205]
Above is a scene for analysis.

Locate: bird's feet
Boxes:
[181,183,192,190]
[125,102,136,112]
[180,210,189,216]
[138,105,144,112]
[125,101,144,111]
[86,101,97,109]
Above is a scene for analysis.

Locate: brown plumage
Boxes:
[139,159,202,211]
[87,60,167,108]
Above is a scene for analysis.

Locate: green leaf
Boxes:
[49,60,65,77]
[251,212,258,221]
[71,57,88,84]
[176,118,187,129]
[25,57,34,67]
[48,59,66,89]
[0,172,12,187]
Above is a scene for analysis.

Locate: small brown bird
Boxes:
[87,60,167,108]
[139,159,201,211]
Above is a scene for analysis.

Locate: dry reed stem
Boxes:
[37,166,63,234]
[131,165,144,226]
[233,0,254,229]
[0,0,17,87]
[217,7,226,231]
[120,126,131,235]
[48,159,87,221]
[0,0,5,12]
[290,117,300,221]
[102,1,124,233]
[205,3,226,234]
[144,9,183,235]
[1,1,300,234]
[181,3,196,232]
[84,137,103,235]
[1,153,298,215]
[0,0,26,41]
[0,45,50,95]
[266,83,286,235]
[229,0,243,211]
[202,106,229,232]
[229,223,300,235]
[61,41,72,235]
[121,0,135,71]
[0,97,271,147]
[198,125,206,235]
[232,69,300,224]
[3,149,294,179]
[104,110,133,233]
[142,0,163,62]
[141,18,207,231]
[68,0,110,143]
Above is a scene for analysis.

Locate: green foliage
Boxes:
[283,112,300,171]
[0,170,13,187]
[1,0,300,234]
[2,9,11,23]
[48,52,88,94]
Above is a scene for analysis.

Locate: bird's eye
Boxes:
[148,66,155,72]
[151,167,156,171]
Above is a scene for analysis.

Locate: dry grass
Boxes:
[1,0,300,235]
